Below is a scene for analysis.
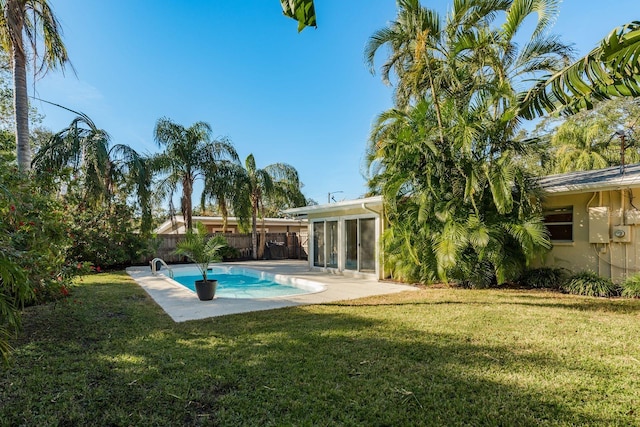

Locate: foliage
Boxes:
[517,267,569,289]
[0,165,90,364]
[563,271,618,297]
[366,0,568,286]
[621,274,640,298]
[526,98,640,174]
[173,223,227,282]
[218,245,241,261]
[61,195,155,269]
[280,0,316,32]
[0,0,71,170]
[226,153,305,259]
[520,21,640,118]
[32,111,154,235]
[3,273,640,424]
[152,117,238,232]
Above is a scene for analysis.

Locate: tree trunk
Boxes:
[10,4,29,171]
[219,194,228,233]
[183,174,193,230]
[258,203,266,259]
[251,196,258,259]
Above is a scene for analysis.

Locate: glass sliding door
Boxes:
[344,217,376,273]
[313,222,325,267]
[359,218,376,272]
[327,221,338,268]
[345,219,358,270]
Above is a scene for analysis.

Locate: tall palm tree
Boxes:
[237,154,304,259]
[0,0,71,171]
[152,118,238,231]
[200,160,250,233]
[365,0,569,286]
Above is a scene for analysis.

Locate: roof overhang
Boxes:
[283,196,383,217]
[538,164,640,196]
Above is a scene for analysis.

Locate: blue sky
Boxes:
[33,0,639,206]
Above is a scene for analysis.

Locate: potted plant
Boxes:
[173,222,227,300]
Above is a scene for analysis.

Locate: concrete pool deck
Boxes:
[126,260,417,322]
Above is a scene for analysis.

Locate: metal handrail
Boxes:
[151,258,174,279]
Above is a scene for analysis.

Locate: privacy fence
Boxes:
[152,232,308,263]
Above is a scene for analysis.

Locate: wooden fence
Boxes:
[152,232,308,263]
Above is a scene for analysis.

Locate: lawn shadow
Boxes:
[4,276,638,426]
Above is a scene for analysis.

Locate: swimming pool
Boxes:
[165,265,326,299]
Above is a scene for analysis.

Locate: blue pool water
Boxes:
[170,267,319,299]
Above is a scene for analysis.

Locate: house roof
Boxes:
[155,216,306,234]
[538,163,640,195]
[283,196,383,217]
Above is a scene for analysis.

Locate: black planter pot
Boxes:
[195,279,218,301]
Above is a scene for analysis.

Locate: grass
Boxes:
[2,272,640,426]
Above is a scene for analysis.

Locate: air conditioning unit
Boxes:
[611,225,631,243]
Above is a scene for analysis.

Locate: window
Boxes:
[544,207,573,241]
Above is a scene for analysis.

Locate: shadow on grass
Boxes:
[2,274,638,426]
[325,290,640,314]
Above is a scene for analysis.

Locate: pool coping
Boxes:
[126,260,418,322]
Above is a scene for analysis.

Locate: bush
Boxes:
[518,267,568,289]
[563,271,618,297]
[621,274,640,298]
[63,199,154,269]
[219,245,241,261]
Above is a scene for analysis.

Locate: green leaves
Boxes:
[173,223,227,282]
[280,0,316,32]
[367,0,558,286]
[520,21,640,118]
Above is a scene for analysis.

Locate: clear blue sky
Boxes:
[33,0,639,206]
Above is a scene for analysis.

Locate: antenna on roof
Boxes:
[615,129,632,175]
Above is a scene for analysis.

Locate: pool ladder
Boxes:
[151,258,174,279]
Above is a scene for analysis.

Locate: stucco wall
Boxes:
[542,188,640,282]
[305,205,385,279]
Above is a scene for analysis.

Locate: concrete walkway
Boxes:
[126,260,417,322]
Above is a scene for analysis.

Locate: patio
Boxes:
[126,260,417,321]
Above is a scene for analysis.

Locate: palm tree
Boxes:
[200,160,250,233]
[31,112,154,233]
[152,118,238,231]
[237,154,304,259]
[0,0,71,171]
[365,0,570,286]
[520,21,640,119]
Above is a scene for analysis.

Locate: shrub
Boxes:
[518,267,568,289]
[219,245,241,261]
[63,199,154,269]
[563,271,618,297]
[621,274,640,298]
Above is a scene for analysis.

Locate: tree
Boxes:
[32,112,151,224]
[0,0,71,171]
[200,160,250,233]
[152,118,238,231]
[238,154,305,259]
[520,21,640,119]
[365,0,571,286]
[529,98,640,173]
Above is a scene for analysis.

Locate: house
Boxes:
[538,163,640,282]
[155,215,307,235]
[284,196,384,279]
[286,164,640,283]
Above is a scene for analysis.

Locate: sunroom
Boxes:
[284,196,384,279]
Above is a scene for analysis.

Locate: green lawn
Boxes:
[2,272,640,426]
